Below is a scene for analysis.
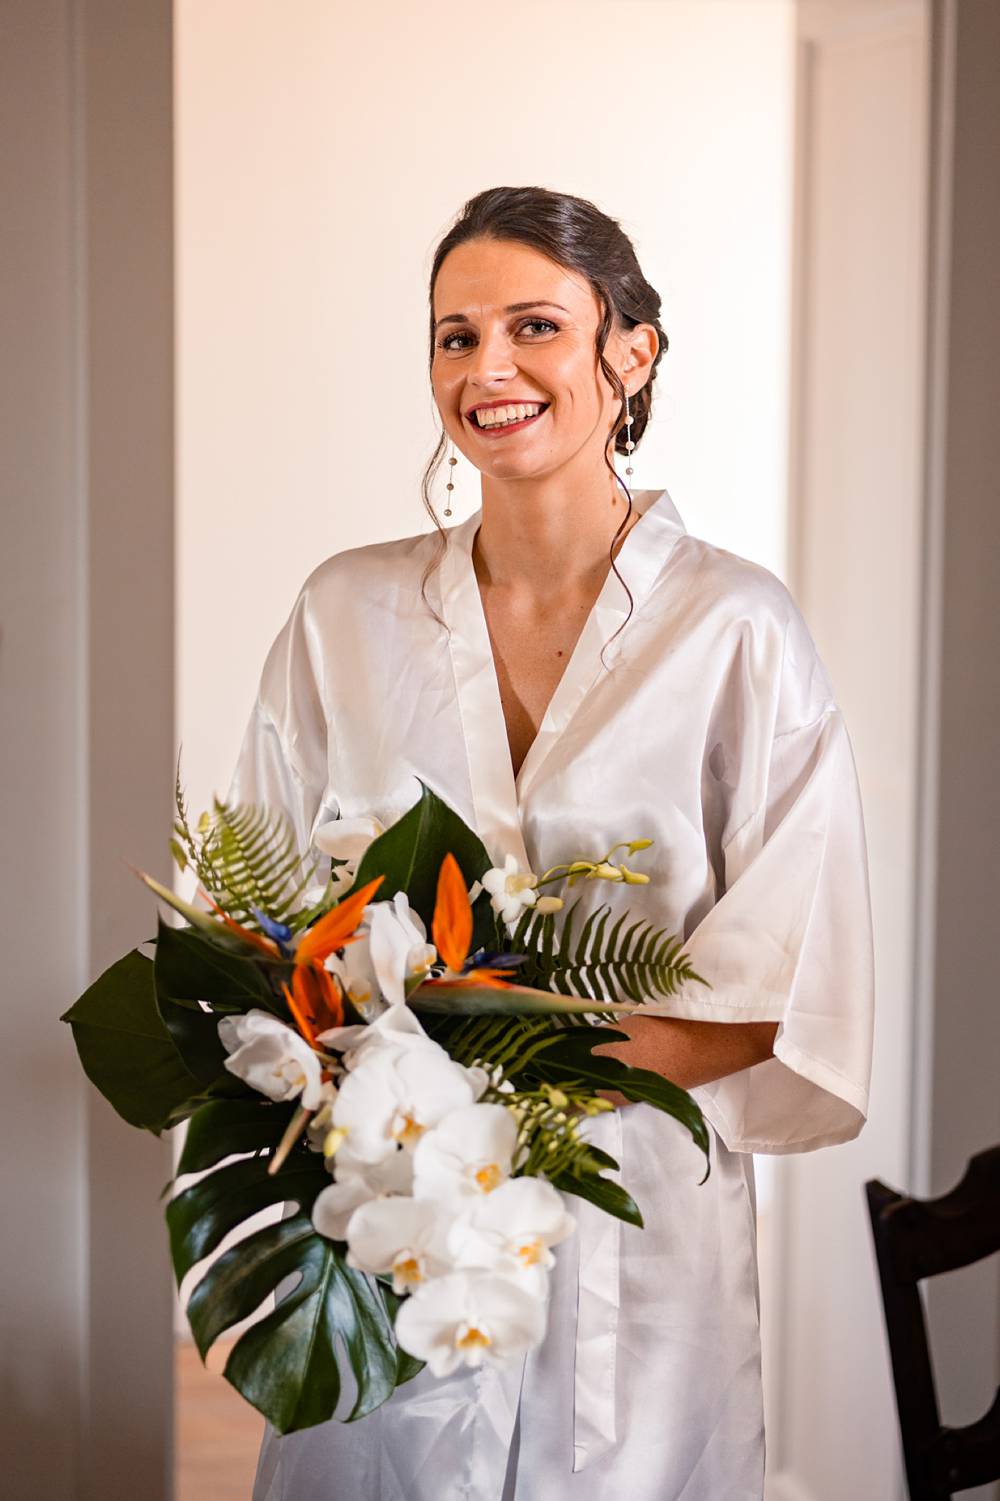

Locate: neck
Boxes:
[474,450,646,592]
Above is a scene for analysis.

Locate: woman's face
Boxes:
[431,237,641,483]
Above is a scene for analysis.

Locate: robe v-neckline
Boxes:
[439,487,687,871]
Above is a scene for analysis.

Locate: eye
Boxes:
[518,318,558,337]
[435,317,560,354]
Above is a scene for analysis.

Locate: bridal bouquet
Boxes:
[63,777,710,1433]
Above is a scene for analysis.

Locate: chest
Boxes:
[476,579,603,779]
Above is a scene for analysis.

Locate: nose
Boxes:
[465,321,518,390]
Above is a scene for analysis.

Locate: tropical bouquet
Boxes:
[63,776,710,1433]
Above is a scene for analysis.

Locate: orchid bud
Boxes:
[322,1126,349,1158]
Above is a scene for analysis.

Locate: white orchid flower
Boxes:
[447,1176,576,1295]
[367,892,437,1004]
[317,999,446,1066]
[331,1040,483,1165]
[311,1139,415,1240]
[217,1008,325,1111]
[413,1103,519,1205]
[344,1195,455,1293]
[312,1177,375,1241]
[481,854,539,925]
[319,1002,488,1100]
[394,1268,547,1376]
[324,928,384,1020]
[313,815,386,894]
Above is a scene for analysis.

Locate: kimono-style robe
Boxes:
[228,487,875,1501]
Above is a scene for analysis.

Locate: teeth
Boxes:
[474,403,545,428]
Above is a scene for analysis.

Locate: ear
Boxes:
[621,323,658,393]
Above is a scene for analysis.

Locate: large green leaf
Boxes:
[176,1097,296,1175]
[153,919,280,1088]
[549,1163,644,1227]
[168,1150,326,1281]
[189,1212,400,1431]
[526,1026,711,1180]
[350,779,492,928]
[169,1105,404,1433]
[61,948,201,1134]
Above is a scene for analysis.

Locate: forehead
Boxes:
[433,237,598,320]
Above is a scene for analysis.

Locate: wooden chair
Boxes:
[865,1145,1000,1499]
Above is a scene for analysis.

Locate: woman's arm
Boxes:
[592,1015,780,1105]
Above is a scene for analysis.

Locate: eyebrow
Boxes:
[433,300,569,332]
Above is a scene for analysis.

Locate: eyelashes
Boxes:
[436,317,559,353]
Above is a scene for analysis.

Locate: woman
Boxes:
[230,186,875,1500]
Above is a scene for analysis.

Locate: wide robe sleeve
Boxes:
[225,581,338,872]
[645,589,876,1156]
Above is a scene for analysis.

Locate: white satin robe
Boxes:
[228,488,875,1501]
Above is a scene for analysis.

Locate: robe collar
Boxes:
[439,488,687,872]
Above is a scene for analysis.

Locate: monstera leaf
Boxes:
[169,1098,417,1432]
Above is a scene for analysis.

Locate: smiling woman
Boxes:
[227,185,874,1500]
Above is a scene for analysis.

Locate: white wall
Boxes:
[2,4,175,1498]
[176,0,795,823]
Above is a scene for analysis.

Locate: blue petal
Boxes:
[463,949,527,973]
[251,907,293,944]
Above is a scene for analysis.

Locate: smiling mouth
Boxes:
[467,402,550,433]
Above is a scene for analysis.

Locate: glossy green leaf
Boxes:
[527,1027,711,1179]
[61,948,201,1134]
[170,1114,405,1434]
[549,1164,644,1228]
[176,1097,296,1176]
[350,779,492,928]
[153,919,279,1087]
[188,1211,399,1431]
[168,1151,326,1282]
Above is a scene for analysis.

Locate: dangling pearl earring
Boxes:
[623,388,635,483]
[444,438,457,517]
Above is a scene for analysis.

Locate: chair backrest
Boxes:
[866,1145,1000,1500]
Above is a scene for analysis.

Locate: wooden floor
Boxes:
[176,1338,264,1501]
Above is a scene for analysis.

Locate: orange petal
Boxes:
[294,875,385,966]
[284,963,345,1048]
[431,853,474,973]
[282,978,315,1047]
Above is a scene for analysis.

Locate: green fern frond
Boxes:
[198,799,320,930]
[171,776,321,933]
[424,1011,604,1079]
[509,897,707,1005]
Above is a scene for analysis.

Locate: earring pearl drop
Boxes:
[445,446,457,517]
[624,388,635,479]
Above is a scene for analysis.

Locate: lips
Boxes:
[465,403,550,437]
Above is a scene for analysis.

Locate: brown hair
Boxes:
[419,185,668,643]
